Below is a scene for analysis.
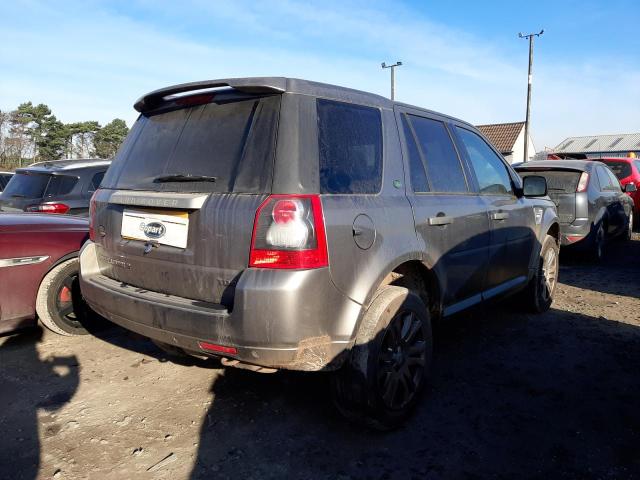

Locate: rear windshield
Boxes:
[2,172,51,198]
[102,94,281,193]
[44,175,78,197]
[518,169,581,194]
[602,161,632,180]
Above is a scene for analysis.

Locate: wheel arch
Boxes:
[357,256,444,331]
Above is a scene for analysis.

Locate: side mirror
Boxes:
[523,175,547,197]
[624,183,637,193]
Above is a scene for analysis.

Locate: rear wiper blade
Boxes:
[153,174,217,183]
[10,194,26,198]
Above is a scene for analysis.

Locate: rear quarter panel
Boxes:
[322,108,422,338]
[0,223,88,330]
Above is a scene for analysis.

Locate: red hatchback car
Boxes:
[596,157,640,217]
[0,213,90,335]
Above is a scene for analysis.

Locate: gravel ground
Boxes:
[1,234,639,480]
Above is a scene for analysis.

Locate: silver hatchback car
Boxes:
[80,77,559,428]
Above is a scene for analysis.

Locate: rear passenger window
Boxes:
[604,168,622,192]
[407,115,467,193]
[88,172,105,193]
[401,115,429,192]
[456,127,513,195]
[596,166,618,192]
[45,175,78,197]
[317,99,382,194]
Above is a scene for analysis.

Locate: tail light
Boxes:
[88,190,99,241]
[249,194,328,269]
[26,203,70,214]
[576,172,590,192]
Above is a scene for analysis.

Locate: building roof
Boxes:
[554,133,640,153]
[476,122,524,154]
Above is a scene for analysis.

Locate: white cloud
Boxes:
[0,0,638,148]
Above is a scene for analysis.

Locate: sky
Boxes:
[1,0,639,150]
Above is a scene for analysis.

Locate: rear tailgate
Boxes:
[92,191,266,304]
[518,169,581,224]
[92,91,280,305]
[0,171,50,212]
[548,192,577,224]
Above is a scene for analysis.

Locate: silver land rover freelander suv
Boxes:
[80,77,559,428]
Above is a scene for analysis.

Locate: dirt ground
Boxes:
[1,235,639,480]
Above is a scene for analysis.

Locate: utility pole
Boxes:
[381,61,402,101]
[519,30,543,162]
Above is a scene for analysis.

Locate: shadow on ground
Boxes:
[0,328,80,480]
[189,303,640,479]
[558,236,640,299]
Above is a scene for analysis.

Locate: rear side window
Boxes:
[317,99,382,194]
[407,115,467,193]
[45,175,78,197]
[2,172,50,198]
[102,95,280,193]
[88,171,105,193]
[602,161,631,180]
[456,127,513,195]
[518,169,581,193]
[634,160,640,174]
[595,166,620,192]
[604,167,622,192]
[0,174,11,189]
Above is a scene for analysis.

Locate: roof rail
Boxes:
[134,77,287,112]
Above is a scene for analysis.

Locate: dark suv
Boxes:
[0,159,110,216]
[80,78,559,428]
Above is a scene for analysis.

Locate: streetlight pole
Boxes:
[381,61,402,101]
[519,30,543,162]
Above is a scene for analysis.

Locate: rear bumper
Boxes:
[79,242,361,371]
[559,218,592,246]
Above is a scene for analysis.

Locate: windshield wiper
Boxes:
[153,174,217,183]
[10,194,26,198]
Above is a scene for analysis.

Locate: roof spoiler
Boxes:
[133,77,287,112]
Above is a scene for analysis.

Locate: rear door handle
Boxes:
[428,215,454,226]
[490,211,509,221]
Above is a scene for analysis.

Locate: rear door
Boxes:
[397,110,490,313]
[518,169,581,224]
[595,165,622,234]
[602,166,626,234]
[453,126,535,295]
[92,92,281,306]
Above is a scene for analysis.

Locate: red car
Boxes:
[0,213,90,335]
[591,158,640,216]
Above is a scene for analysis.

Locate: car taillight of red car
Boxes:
[249,194,328,269]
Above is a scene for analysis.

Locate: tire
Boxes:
[591,222,606,262]
[520,234,559,313]
[36,258,90,336]
[331,286,433,430]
